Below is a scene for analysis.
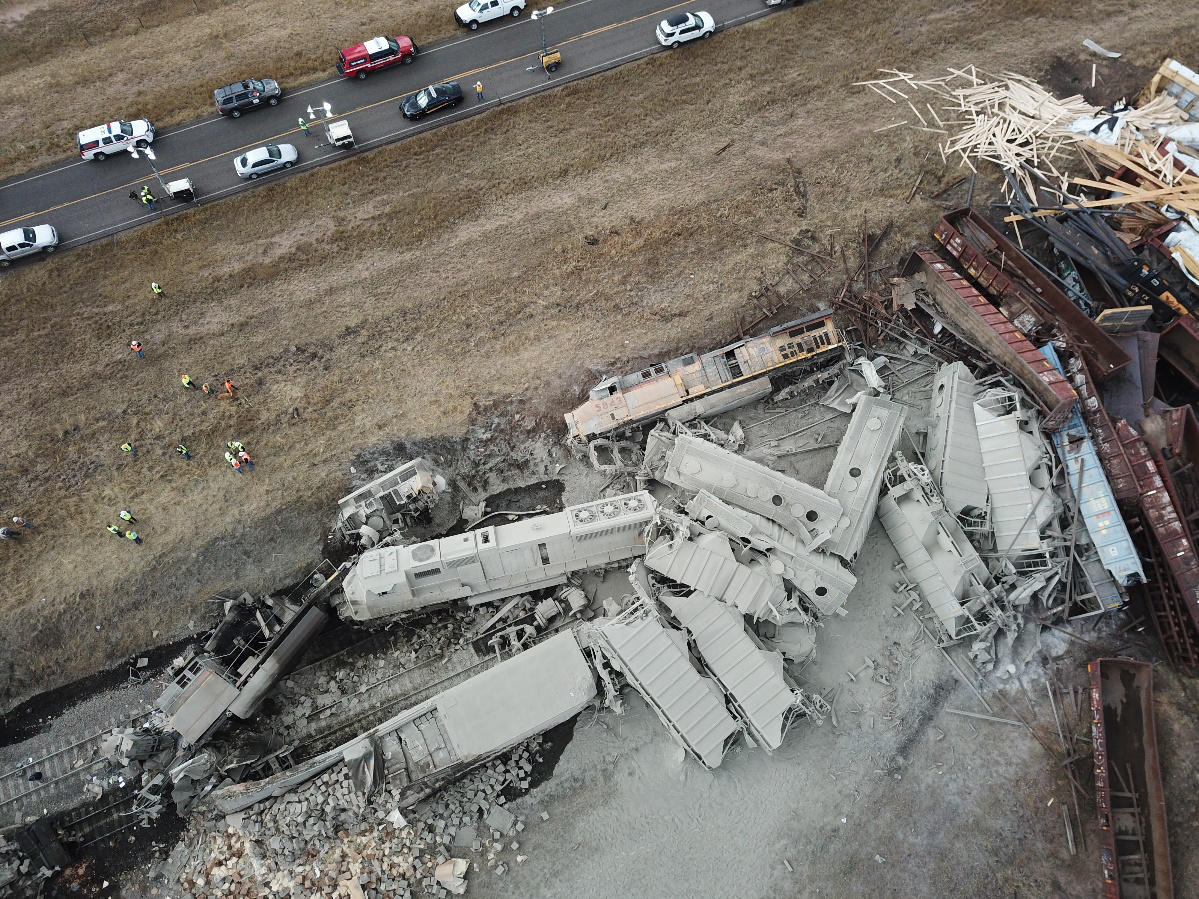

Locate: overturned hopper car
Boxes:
[565,309,843,441]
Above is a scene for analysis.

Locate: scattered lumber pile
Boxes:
[856,68,1187,197]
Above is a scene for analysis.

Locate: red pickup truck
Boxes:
[337,36,418,79]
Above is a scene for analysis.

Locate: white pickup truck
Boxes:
[455,0,525,29]
[0,224,59,266]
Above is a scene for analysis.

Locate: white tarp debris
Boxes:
[1082,39,1121,58]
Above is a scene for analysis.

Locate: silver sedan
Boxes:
[234,143,298,179]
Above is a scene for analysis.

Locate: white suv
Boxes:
[656,11,715,47]
[455,0,525,29]
[77,120,155,160]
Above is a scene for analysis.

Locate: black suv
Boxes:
[214,79,283,117]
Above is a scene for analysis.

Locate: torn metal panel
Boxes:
[1102,334,1151,426]
[1143,407,1199,541]
[228,603,329,718]
[1089,658,1175,899]
[684,491,856,617]
[973,388,1047,558]
[157,583,336,744]
[1063,351,1141,506]
[1041,344,1144,590]
[823,394,907,561]
[925,362,989,515]
[660,591,795,751]
[1079,551,1124,613]
[651,430,843,549]
[338,492,655,623]
[901,250,1077,431]
[594,608,740,768]
[644,529,786,621]
[877,454,998,642]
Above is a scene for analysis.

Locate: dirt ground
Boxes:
[3,0,1199,894]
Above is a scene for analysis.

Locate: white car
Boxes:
[234,143,299,179]
[77,119,155,161]
[0,224,59,266]
[455,0,525,30]
[656,11,715,47]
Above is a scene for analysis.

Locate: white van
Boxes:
[0,224,59,266]
[77,119,155,160]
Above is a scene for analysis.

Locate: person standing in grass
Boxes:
[12,516,31,529]
[106,525,122,537]
[130,340,144,359]
[176,444,190,460]
[119,509,137,524]
[181,374,197,389]
[121,442,136,458]
[0,527,19,541]
[125,530,142,545]
[151,282,163,298]
[238,449,254,471]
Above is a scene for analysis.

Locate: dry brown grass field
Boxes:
[1,0,1195,709]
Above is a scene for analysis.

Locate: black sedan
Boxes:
[401,82,464,120]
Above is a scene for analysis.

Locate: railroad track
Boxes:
[294,654,498,763]
[0,713,151,823]
[57,790,142,847]
[289,619,581,765]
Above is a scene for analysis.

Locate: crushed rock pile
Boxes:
[173,735,546,899]
[267,612,476,746]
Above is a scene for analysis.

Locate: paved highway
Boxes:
[0,0,784,260]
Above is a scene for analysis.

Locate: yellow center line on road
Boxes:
[0,0,696,231]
